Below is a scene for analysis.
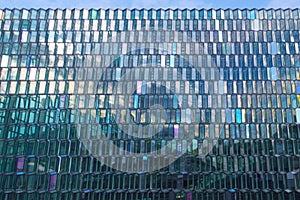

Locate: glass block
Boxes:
[296,108,300,123]
[250,10,256,20]
[236,109,242,124]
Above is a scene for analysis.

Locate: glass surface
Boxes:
[0,8,300,199]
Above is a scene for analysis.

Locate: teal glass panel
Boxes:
[236,109,242,123]
[250,10,256,19]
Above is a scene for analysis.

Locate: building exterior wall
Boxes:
[0,8,300,200]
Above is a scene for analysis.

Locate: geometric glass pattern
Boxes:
[1,8,300,200]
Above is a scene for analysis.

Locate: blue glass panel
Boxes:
[284,31,290,42]
[267,10,273,19]
[257,55,263,67]
[252,68,258,80]
[291,94,297,108]
[139,10,144,19]
[253,43,259,54]
[113,10,118,19]
[148,10,152,19]
[271,42,277,54]
[176,109,181,123]
[261,67,268,80]
[182,10,187,20]
[226,109,232,123]
[220,55,226,67]
[271,67,278,80]
[127,142,130,152]
[229,55,235,67]
[280,43,286,54]
[275,31,281,41]
[296,82,300,94]
[207,10,212,19]
[219,20,224,30]
[262,43,268,54]
[163,95,168,108]
[295,55,300,67]
[296,108,300,123]
[141,82,146,94]
[250,124,257,139]
[173,95,178,109]
[233,68,239,80]
[157,10,161,19]
[227,19,233,30]
[280,68,286,80]
[293,10,299,19]
[170,55,175,67]
[122,10,127,19]
[281,95,287,108]
[236,109,242,123]
[275,55,282,67]
[199,81,204,93]
[26,55,31,67]
[232,95,237,107]
[190,10,195,19]
[230,125,235,138]
[293,31,299,42]
[237,81,243,94]
[290,43,295,54]
[208,43,213,54]
[227,81,233,93]
[225,10,230,19]
[238,56,245,67]
[205,109,211,123]
[242,10,248,19]
[173,10,178,20]
[199,10,204,19]
[132,20,137,30]
[286,109,293,123]
[177,143,181,154]
[202,95,208,108]
[134,94,139,108]
[242,68,249,80]
[250,10,256,19]
[172,43,177,54]
[247,55,254,67]
[267,31,273,42]
[243,43,249,55]
[261,95,267,108]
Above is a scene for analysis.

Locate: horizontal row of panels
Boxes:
[1,19,300,31]
[1,9,300,20]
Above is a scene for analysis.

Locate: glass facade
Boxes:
[1,8,300,200]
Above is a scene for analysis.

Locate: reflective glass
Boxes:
[0,8,299,199]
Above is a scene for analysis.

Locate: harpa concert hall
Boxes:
[1,8,300,200]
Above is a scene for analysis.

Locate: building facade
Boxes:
[1,8,300,200]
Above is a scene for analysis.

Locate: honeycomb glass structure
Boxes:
[1,8,300,200]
